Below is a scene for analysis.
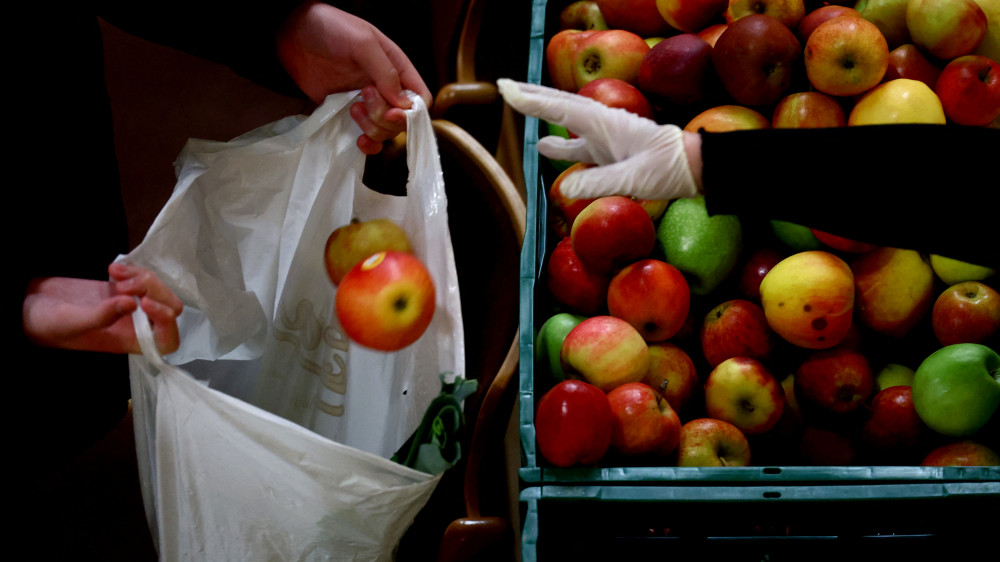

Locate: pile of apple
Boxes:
[325,218,436,352]
[532,0,1000,469]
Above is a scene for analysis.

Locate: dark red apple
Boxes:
[638,33,718,107]
[535,379,614,467]
[699,299,776,368]
[934,54,1000,127]
[931,281,1000,347]
[570,196,656,275]
[576,77,655,121]
[738,247,785,301]
[795,346,874,427]
[595,0,675,38]
[546,236,611,316]
[883,43,942,90]
[797,4,859,44]
[859,385,928,464]
[712,13,802,107]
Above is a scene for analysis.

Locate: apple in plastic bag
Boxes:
[324,218,413,285]
[335,250,435,352]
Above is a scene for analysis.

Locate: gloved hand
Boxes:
[497,78,700,201]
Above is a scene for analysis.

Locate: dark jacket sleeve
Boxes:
[699,124,1000,269]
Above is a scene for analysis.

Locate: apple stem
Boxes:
[656,379,669,407]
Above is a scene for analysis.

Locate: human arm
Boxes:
[22,262,183,355]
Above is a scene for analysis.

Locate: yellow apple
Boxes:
[972,0,1000,62]
[683,104,770,132]
[851,247,936,338]
[930,254,997,286]
[848,78,947,125]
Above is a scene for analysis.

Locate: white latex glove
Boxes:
[497,78,700,201]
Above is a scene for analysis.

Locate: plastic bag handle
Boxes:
[131,300,170,373]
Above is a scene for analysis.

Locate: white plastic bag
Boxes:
[122,90,464,561]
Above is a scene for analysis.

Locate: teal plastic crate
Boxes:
[517,0,1000,486]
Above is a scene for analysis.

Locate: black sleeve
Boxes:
[96,0,305,97]
[700,124,1000,269]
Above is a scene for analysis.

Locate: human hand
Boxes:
[277,1,433,155]
[22,262,183,355]
[497,79,702,201]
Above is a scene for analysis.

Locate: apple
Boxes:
[809,228,878,253]
[535,312,588,382]
[656,0,729,33]
[931,281,1000,346]
[771,91,848,128]
[935,55,1000,127]
[546,236,612,316]
[911,343,1000,437]
[848,78,947,125]
[560,0,610,31]
[921,439,1000,466]
[576,77,656,122]
[534,379,614,467]
[683,104,771,132]
[804,15,889,97]
[930,254,996,286]
[851,247,936,338]
[607,382,682,456]
[738,247,785,301]
[698,23,728,47]
[596,0,676,37]
[854,0,911,49]
[571,196,656,275]
[548,163,598,238]
[656,196,743,296]
[324,217,413,286]
[637,33,718,107]
[700,299,776,368]
[797,425,857,465]
[704,356,786,435]
[759,250,855,350]
[777,373,804,431]
[875,362,915,391]
[795,346,874,420]
[546,29,597,91]
[335,251,435,352]
[638,198,671,221]
[643,342,699,412]
[972,0,1000,62]
[770,219,823,251]
[561,315,651,392]
[906,0,988,61]
[675,417,752,467]
[607,258,691,342]
[726,0,806,29]
[858,385,928,463]
[882,43,942,90]
[712,14,802,107]
[797,4,859,44]
[572,29,651,90]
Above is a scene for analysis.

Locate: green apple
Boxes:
[656,196,742,296]
[855,0,912,49]
[912,343,1000,437]
[770,220,822,252]
[876,362,915,391]
[545,122,574,173]
[929,253,997,286]
[535,312,588,381]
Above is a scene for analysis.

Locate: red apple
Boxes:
[704,357,786,435]
[596,0,675,37]
[935,54,1000,127]
[795,346,874,420]
[859,385,928,463]
[607,258,691,342]
[676,417,752,467]
[607,382,682,456]
[656,0,729,33]
[726,0,807,29]
[772,91,847,128]
[561,315,651,392]
[335,251,435,352]
[810,228,879,253]
[804,15,889,97]
[546,29,598,91]
[883,43,942,90]
[560,0,610,31]
[931,281,1000,346]
[572,29,651,90]
[712,13,802,107]
[548,162,599,238]
[797,425,857,465]
[576,77,655,123]
[637,33,718,107]
[535,379,614,467]
[738,247,785,301]
[324,217,413,286]
[797,4,860,43]
[570,195,656,275]
[921,440,1000,466]
[852,247,936,338]
[546,236,611,316]
[699,299,775,368]
[907,0,988,61]
[642,342,699,412]
[698,23,728,47]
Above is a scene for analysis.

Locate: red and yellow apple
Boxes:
[921,440,1000,466]
[546,29,597,91]
[324,218,413,286]
[931,281,1000,346]
[854,0,911,49]
[725,0,806,29]
[804,15,889,97]
[851,247,936,338]
[559,0,610,30]
[607,258,691,342]
[771,91,848,128]
[676,417,752,467]
[335,250,435,352]
[548,163,599,238]
[561,315,651,392]
[656,0,729,33]
[576,76,656,122]
[684,104,771,132]
[704,356,786,435]
[797,4,859,44]
[642,342,699,413]
[607,381,682,456]
[906,0,988,60]
[572,29,651,90]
